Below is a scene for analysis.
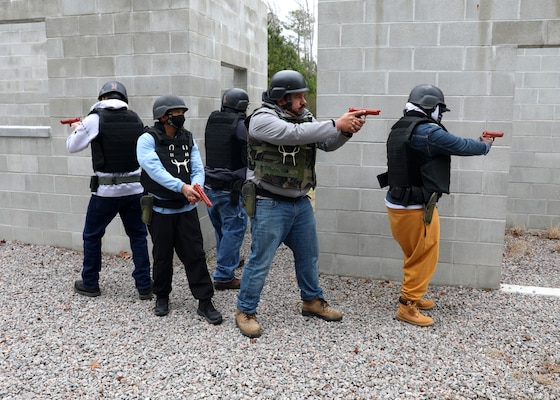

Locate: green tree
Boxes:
[267,8,317,115]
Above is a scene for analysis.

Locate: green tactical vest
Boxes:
[248,112,316,190]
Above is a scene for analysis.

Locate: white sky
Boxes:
[267,0,318,57]
[268,0,317,21]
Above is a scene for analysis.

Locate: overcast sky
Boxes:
[269,0,317,20]
[269,0,318,57]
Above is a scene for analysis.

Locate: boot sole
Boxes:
[395,314,434,326]
[301,311,343,322]
[74,288,101,297]
[197,309,223,325]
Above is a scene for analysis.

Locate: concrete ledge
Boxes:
[0,126,51,138]
[501,284,560,297]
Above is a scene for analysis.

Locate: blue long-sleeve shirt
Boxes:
[385,115,490,209]
[137,131,205,214]
[409,121,490,158]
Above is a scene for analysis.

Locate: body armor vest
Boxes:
[387,114,451,200]
[204,111,245,170]
[90,108,144,173]
[140,124,194,201]
[247,108,316,190]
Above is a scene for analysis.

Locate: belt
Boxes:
[256,188,305,203]
[206,177,234,191]
[97,175,141,185]
[152,197,188,209]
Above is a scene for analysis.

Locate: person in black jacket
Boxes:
[203,88,249,290]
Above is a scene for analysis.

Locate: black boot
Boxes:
[154,296,169,316]
[197,299,223,325]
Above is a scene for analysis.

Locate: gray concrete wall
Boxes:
[0,0,267,253]
[315,0,560,289]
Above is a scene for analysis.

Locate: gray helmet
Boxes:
[152,94,188,119]
[221,88,249,112]
[408,84,450,112]
[267,70,309,101]
[98,81,128,103]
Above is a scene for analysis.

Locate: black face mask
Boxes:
[167,115,185,129]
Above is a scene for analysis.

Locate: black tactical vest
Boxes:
[204,111,245,170]
[387,113,451,200]
[140,124,194,201]
[90,108,144,173]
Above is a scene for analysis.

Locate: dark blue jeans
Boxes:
[206,189,247,283]
[81,194,151,290]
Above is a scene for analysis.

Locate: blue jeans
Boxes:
[206,189,247,283]
[81,194,151,290]
[237,196,323,314]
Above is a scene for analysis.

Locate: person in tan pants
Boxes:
[380,84,494,326]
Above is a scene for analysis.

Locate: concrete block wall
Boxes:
[508,47,560,228]
[0,0,267,254]
[316,0,560,289]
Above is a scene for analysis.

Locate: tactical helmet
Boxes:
[267,70,309,101]
[408,84,450,112]
[221,88,249,112]
[98,81,128,103]
[152,94,188,120]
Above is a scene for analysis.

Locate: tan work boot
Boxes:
[235,309,262,338]
[396,298,434,326]
[302,297,343,321]
[416,298,435,310]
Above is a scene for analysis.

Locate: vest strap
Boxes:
[97,175,141,185]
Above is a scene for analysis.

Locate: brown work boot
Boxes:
[235,309,262,338]
[396,298,433,326]
[301,297,343,321]
[214,277,241,290]
[416,298,435,310]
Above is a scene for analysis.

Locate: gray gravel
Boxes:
[1,229,559,400]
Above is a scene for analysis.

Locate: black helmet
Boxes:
[408,84,450,112]
[98,81,128,103]
[267,70,309,101]
[221,88,249,112]
[152,94,188,119]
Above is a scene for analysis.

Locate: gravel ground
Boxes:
[1,229,559,400]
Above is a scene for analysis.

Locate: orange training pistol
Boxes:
[193,184,212,207]
[482,131,504,138]
[60,117,81,125]
[348,107,381,116]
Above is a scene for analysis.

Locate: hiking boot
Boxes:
[214,277,241,291]
[235,309,262,338]
[197,299,223,325]
[74,280,101,297]
[154,296,169,317]
[138,286,153,300]
[416,298,435,310]
[301,297,343,321]
[396,298,434,326]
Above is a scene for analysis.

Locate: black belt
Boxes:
[256,188,305,203]
[389,186,425,206]
[152,197,188,209]
[206,177,234,191]
[97,175,141,185]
